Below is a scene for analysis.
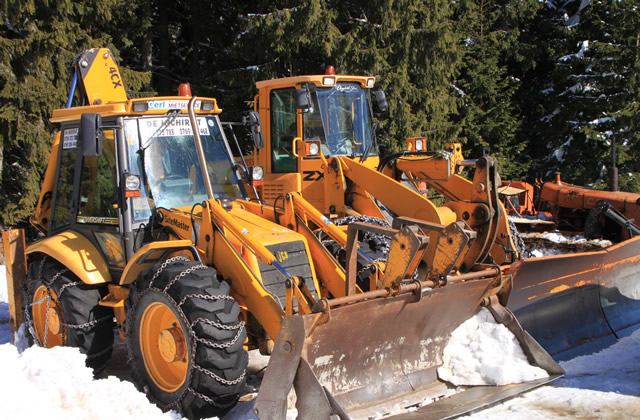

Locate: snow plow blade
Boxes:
[253,272,563,419]
[509,236,640,358]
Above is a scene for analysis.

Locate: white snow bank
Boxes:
[0,344,182,420]
[437,308,548,386]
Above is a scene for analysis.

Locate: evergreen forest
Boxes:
[0,0,638,226]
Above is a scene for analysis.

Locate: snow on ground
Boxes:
[0,344,181,420]
[465,328,640,419]
[2,264,640,419]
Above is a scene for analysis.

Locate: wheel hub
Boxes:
[47,306,61,335]
[158,326,186,363]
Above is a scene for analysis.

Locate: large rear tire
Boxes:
[125,258,248,419]
[23,258,114,371]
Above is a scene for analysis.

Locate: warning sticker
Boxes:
[63,128,78,149]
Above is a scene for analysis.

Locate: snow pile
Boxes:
[437,308,548,386]
[522,230,613,255]
[0,344,182,419]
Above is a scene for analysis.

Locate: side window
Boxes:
[51,128,79,231]
[77,129,119,225]
[270,89,297,173]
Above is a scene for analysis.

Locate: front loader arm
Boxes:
[381,154,517,267]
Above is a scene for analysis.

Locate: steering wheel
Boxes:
[328,131,352,155]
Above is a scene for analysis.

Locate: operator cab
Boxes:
[300,81,377,159]
[126,114,246,220]
[257,71,386,175]
[47,94,247,273]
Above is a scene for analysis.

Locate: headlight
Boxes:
[125,175,141,190]
[322,76,336,86]
[124,175,141,197]
[415,139,424,151]
[132,102,149,112]
[251,166,264,181]
[308,142,320,156]
[200,101,215,111]
[367,78,375,88]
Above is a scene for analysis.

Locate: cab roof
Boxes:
[255,74,375,90]
[50,96,221,123]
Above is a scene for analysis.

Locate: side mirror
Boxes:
[80,113,103,156]
[243,111,264,149]
[372,91,388,114]
[295,88,311,110]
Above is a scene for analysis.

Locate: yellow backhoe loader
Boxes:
[2,49,562,420]
[240,68,640,360]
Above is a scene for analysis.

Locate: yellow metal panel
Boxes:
[26,230,111,285]
[339,157,456,224]
[119,239,196,285]
[30,132,60,235]
[262,173,301,204]
[50,103,129,122]
[212,230,285,340]
[79,48,128,105]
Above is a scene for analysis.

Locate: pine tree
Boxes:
[526,0,640,190]
[0,0,150,226]
[234,0,463,153]
[452,0,542,179]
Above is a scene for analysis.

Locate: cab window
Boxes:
[77,129,119,225]
[51,128,79,231]
[270,88,297,173]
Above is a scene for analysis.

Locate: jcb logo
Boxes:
[276,251,289,263]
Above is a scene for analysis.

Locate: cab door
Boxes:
[260,87,302,204]
[49,121,126,279]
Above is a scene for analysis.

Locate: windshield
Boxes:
[303,82,377,157]
[124,115,244,219]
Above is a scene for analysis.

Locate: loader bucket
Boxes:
[254,273,562,419]
[508,235,640,359]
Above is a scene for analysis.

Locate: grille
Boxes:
[258,240,318,311]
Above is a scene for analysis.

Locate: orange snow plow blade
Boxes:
[254,271,563,419]
[509,235,640,359]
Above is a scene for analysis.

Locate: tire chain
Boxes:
[24,264,112,355]
[323,216,392,276]
[129,259,247,411]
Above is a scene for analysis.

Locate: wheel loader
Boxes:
[2,49,563,419]
[239,68,640,360]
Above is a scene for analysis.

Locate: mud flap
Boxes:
[509,236,640,358]
[254,275,561,419]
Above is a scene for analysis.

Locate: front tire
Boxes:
[23,258,114,371]
[126,258,248,419]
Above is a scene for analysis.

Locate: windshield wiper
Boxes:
[360,122,377,163]
[138,109,181,153]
